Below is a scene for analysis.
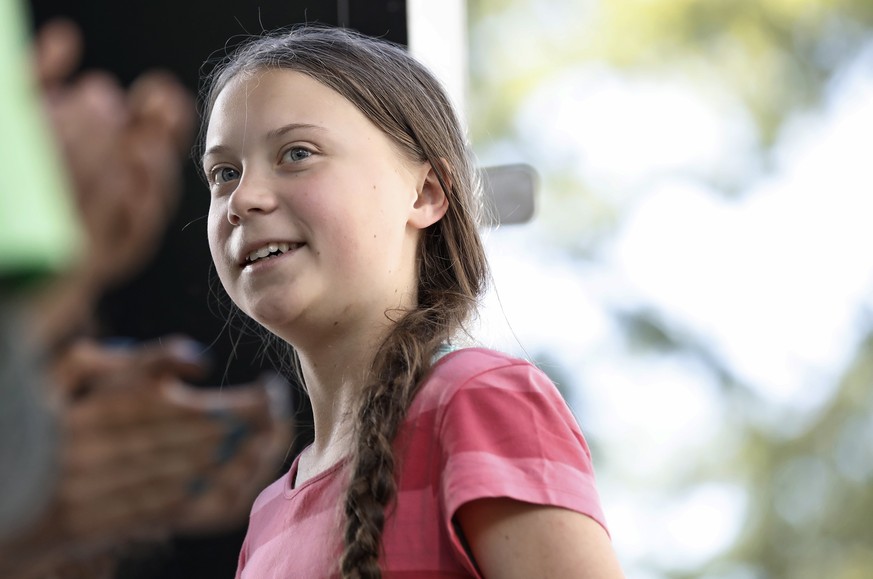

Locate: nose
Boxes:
[226,171,278,225]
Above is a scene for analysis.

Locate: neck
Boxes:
[294,320,389,459]
[280,279,419,470]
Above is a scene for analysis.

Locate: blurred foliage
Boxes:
[469,0,873,243]
[716,329,873,578]
[586,0,873,144]
[470,0,873,144]
[467,0,873,577]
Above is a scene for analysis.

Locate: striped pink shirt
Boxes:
[236,348,607,578]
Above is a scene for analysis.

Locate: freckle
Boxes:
[333,321,339,326]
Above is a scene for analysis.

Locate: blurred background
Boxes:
[25,0,873,577]
[468,1,873,578]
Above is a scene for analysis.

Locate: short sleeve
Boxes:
[434,353,608,569]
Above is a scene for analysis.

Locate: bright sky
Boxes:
[474,37,873,576]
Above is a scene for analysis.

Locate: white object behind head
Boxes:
[408,0,536,226]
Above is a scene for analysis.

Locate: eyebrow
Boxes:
[266,122,325,140]
[201,123,327,164]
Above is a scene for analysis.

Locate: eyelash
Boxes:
[281,146,313,163]
[207,146,315,187]
[209,165,240,186]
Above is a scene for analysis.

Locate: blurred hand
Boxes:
[29,19,195,344]
[0,337,292,577]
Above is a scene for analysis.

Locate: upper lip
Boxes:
[236,239,305,266]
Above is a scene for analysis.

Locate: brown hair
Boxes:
[200,25,488,578]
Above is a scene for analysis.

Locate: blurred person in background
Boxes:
[0,7,292,578]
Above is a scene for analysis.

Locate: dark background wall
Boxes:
[27,2,407,576]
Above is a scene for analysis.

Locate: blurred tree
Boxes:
[714,329,873,579]
[469,0,873,240]
[467,0,873,577]
[470,0,873,144]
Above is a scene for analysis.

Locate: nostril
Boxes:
[227,187,277,219]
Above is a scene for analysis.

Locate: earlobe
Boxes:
[409,162,449,230]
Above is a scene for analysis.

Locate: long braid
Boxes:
[341,307,474,577]
[200,26,488,578]
[340,203,486,577]
[340,312,441,578]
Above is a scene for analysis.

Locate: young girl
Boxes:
[201,25,624,579]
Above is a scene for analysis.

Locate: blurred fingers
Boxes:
[49,71,127,167]
[161,372,291,424]
[64,413,224,470]
[33,18,82,88]
[52,336,207,398]
[128,70,195,153]
[173,430,288,533]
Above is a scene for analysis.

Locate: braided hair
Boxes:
[201,26,488,578]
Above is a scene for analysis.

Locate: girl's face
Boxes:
[204,69,431,347]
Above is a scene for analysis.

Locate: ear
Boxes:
[408,160,450,230]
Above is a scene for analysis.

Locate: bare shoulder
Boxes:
[456,498,625,579]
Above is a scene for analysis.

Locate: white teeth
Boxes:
[246,242,296,264]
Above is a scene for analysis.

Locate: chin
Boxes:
[237,298,294,331]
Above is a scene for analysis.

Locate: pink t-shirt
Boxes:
[236,348,607,578]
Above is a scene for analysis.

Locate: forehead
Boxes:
[205,68,369,143]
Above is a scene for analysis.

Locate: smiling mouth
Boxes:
[244,242,304,265]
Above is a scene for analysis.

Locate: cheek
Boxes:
[206,202,222,246]
[206,218,241,307]
[206,206,230,273]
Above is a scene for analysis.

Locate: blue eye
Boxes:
[212,166,240,184]
[283,147,312,162]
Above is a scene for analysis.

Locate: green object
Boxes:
[0,0,82,289]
